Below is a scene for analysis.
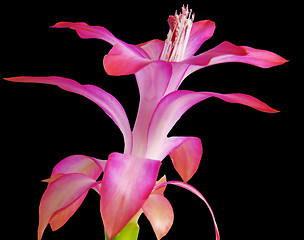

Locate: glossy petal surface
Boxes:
[4,76,132,154]
[100,153,161,239]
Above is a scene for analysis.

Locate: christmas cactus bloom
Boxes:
[4,5,287,240]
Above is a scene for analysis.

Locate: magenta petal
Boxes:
[38,173,98,240]
[103,44,151,75]
[142,194,174,240]
[184,20,216,58]
[132,61,172,157]
[154,181,220,240]
[169,137,202,182]
[51,22,120,45]
[138,39,165,60]
[100,152,161,239]
[184,41,287,68]
[50,155,106,180]
[146,90,278,159]
[4,76,132,154]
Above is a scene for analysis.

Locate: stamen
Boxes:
[160,5,194,62]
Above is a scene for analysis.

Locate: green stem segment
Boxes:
[104,222,140,240]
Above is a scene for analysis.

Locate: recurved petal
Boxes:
[100,152,161,239]
[38,173,98,240]
[4,76,133,154]
[51,22,120,45]
[184,20,216,58]
[184,41,288,68]
[153,181,220,240]
[138,39,165,60]
[146,90,278,159]
[49,155,106,180]
[103,44,151,76]
[142,194,174,240]
[169,137,202,182]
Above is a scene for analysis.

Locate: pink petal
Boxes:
[103,44,151,75]
[50,154,106,180]
[52,22,151,75]
[146,90,278,159]
[184,41,288,68]
[142,194,174,240]
[154,181,220,240]
[184,20,216,58]
[138,39,165,60]
[38,173,98,240]
[4,76,132,154]
[132,61,172,157]
[169,137,202,182]
[100,152,161,239]
[51,22,120,45]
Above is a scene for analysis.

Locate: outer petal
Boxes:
[142,194,174,240]
[154,181,220,240]
[48,155,106,180]
[184,20,216,58]
[169,137,202,182]
[4,76,132,154]
[100,152,161,239]
[183,41,287,68]
[51,22,121,45]
[146,90,278,159]
[103,44,151,75]
[38,173,98,240]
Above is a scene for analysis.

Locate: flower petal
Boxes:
[169,137,202,182]
[132,61,172,157]
[103,44,151,75]
[49,154,106,180]
[154,181,220,240]
[51,22,121,45]
[4,76,133,154]
[184,20,216,58]
[146,90,278,159]
[184,41,287,68]
[100,152,161,239]
[142,194,174,240]
[38,173,98,240]
[138,39,165,60]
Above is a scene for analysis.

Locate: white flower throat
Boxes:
[160,5,194,62]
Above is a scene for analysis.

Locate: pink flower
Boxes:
[4,5,287,240]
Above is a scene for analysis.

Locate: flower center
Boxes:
[160,5,194,62]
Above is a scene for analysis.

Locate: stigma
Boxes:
[160,5,194,62]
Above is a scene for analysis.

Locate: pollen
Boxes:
[160,5,194,62]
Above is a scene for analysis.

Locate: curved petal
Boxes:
[183,41,287,68]
[146,90,278,159]
[100,152,161,239]
[137,39,165,60]
[154,181,220,240]
[38,173,98,240]
[184,20,216,58]
[132,61,172,157]
[51,22,121,45]
[48,155,106,180]
[142,194,174,240]
[4,76,132,154]
[169,137,202,182]
[103,44,151,76]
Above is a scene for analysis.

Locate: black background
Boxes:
[1,1,299,240]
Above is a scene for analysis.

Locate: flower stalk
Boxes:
[105,222,140,240]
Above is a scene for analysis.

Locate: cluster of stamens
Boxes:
[160,5,194,62]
